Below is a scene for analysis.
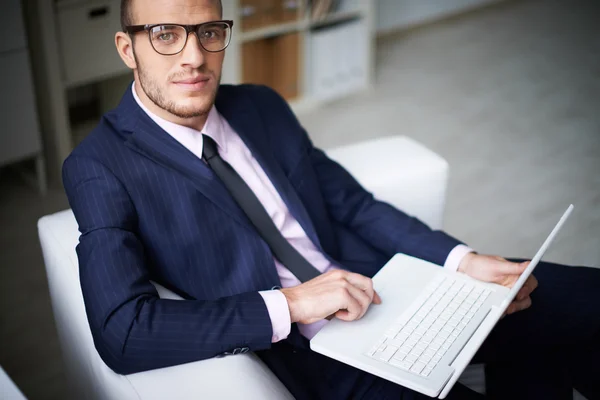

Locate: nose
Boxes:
[179,32,206,68]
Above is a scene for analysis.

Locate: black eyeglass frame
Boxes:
[124,20,234,55]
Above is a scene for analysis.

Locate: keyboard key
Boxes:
[405,354,418,363]
[401,327,414,336]
[424,348,436,357]
[399,344,412,354]
[406,320,419,329]
[415,326,427,336]
[411,347,424,357]
[379,346,398,362]
[420,336,433,345]
[419,354,432,364]
[411,361,426,374]
[422,366,434,377]
[440,311,453,320]
[391,359,413,370]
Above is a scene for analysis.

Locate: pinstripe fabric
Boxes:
[62,84,463,377]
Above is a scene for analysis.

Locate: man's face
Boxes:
[128,0,224,121]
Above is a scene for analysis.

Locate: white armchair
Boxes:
[39,136,471,399]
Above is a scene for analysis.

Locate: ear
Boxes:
[115,31,137,69]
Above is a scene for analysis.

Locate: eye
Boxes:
[150,26,181,43]
[201,30,217,39]
[157,33,175,41]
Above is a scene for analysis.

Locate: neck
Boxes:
[133,80,209,131]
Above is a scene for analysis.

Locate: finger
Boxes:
[496,260,529,277]
[528,275,539,292]
[334,288,362,321]
[344,283,372,320]
[507,297,532,314]
[517,276,538,300]
[344,272,376,302]
[516,286,529,301]
[373,290,382,304]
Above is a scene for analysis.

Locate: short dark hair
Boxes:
[121,0,223,31]
[121,0,133,32]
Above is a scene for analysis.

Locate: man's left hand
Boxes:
[458,253,538,315]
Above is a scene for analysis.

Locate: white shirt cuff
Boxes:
[443,244,475,272]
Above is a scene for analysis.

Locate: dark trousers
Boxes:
[258,261,600,400]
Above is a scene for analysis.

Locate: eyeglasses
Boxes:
[125,20,234,55]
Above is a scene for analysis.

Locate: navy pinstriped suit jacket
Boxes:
[62,84,462,379]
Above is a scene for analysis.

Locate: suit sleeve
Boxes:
[308,146,464,265]
[62,155,274,375]
[253,85,464,266]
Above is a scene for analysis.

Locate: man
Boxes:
[62,0,600,399]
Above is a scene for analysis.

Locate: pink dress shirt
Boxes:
[132,84,473,342]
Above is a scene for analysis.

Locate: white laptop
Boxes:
[310,205,574,398]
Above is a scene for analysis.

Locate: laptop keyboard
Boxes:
[366,276,491,377]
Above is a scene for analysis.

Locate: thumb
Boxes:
[373,291,382,304]
[497,260,528,276]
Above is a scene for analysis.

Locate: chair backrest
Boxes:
[325,136,448,230]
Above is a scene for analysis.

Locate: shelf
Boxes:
[239,9,366,42]
[239,19,305,42]
[309,10,364,28]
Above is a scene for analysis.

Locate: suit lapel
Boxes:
[216,88,323,250]
[120,92,253,231]
[118,85,322,251]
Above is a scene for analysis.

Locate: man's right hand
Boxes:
[280,270,382,325]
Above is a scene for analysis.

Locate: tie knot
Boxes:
[202,135,219,160]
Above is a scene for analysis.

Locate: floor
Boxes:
[1,0,598,398]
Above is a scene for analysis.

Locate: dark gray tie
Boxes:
[202,135,321,283]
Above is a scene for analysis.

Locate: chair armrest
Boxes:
[119,282,295,400]
[125,351,294,400]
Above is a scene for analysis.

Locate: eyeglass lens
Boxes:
[149,22,231,55]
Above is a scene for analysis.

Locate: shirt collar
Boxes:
[131,82,227,153]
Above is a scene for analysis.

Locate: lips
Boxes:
[173,76,211,92]
[174,76,209,84]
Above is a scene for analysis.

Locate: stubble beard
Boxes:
[136,56,220,120]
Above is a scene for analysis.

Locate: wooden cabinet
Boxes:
[242,33,301,100]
